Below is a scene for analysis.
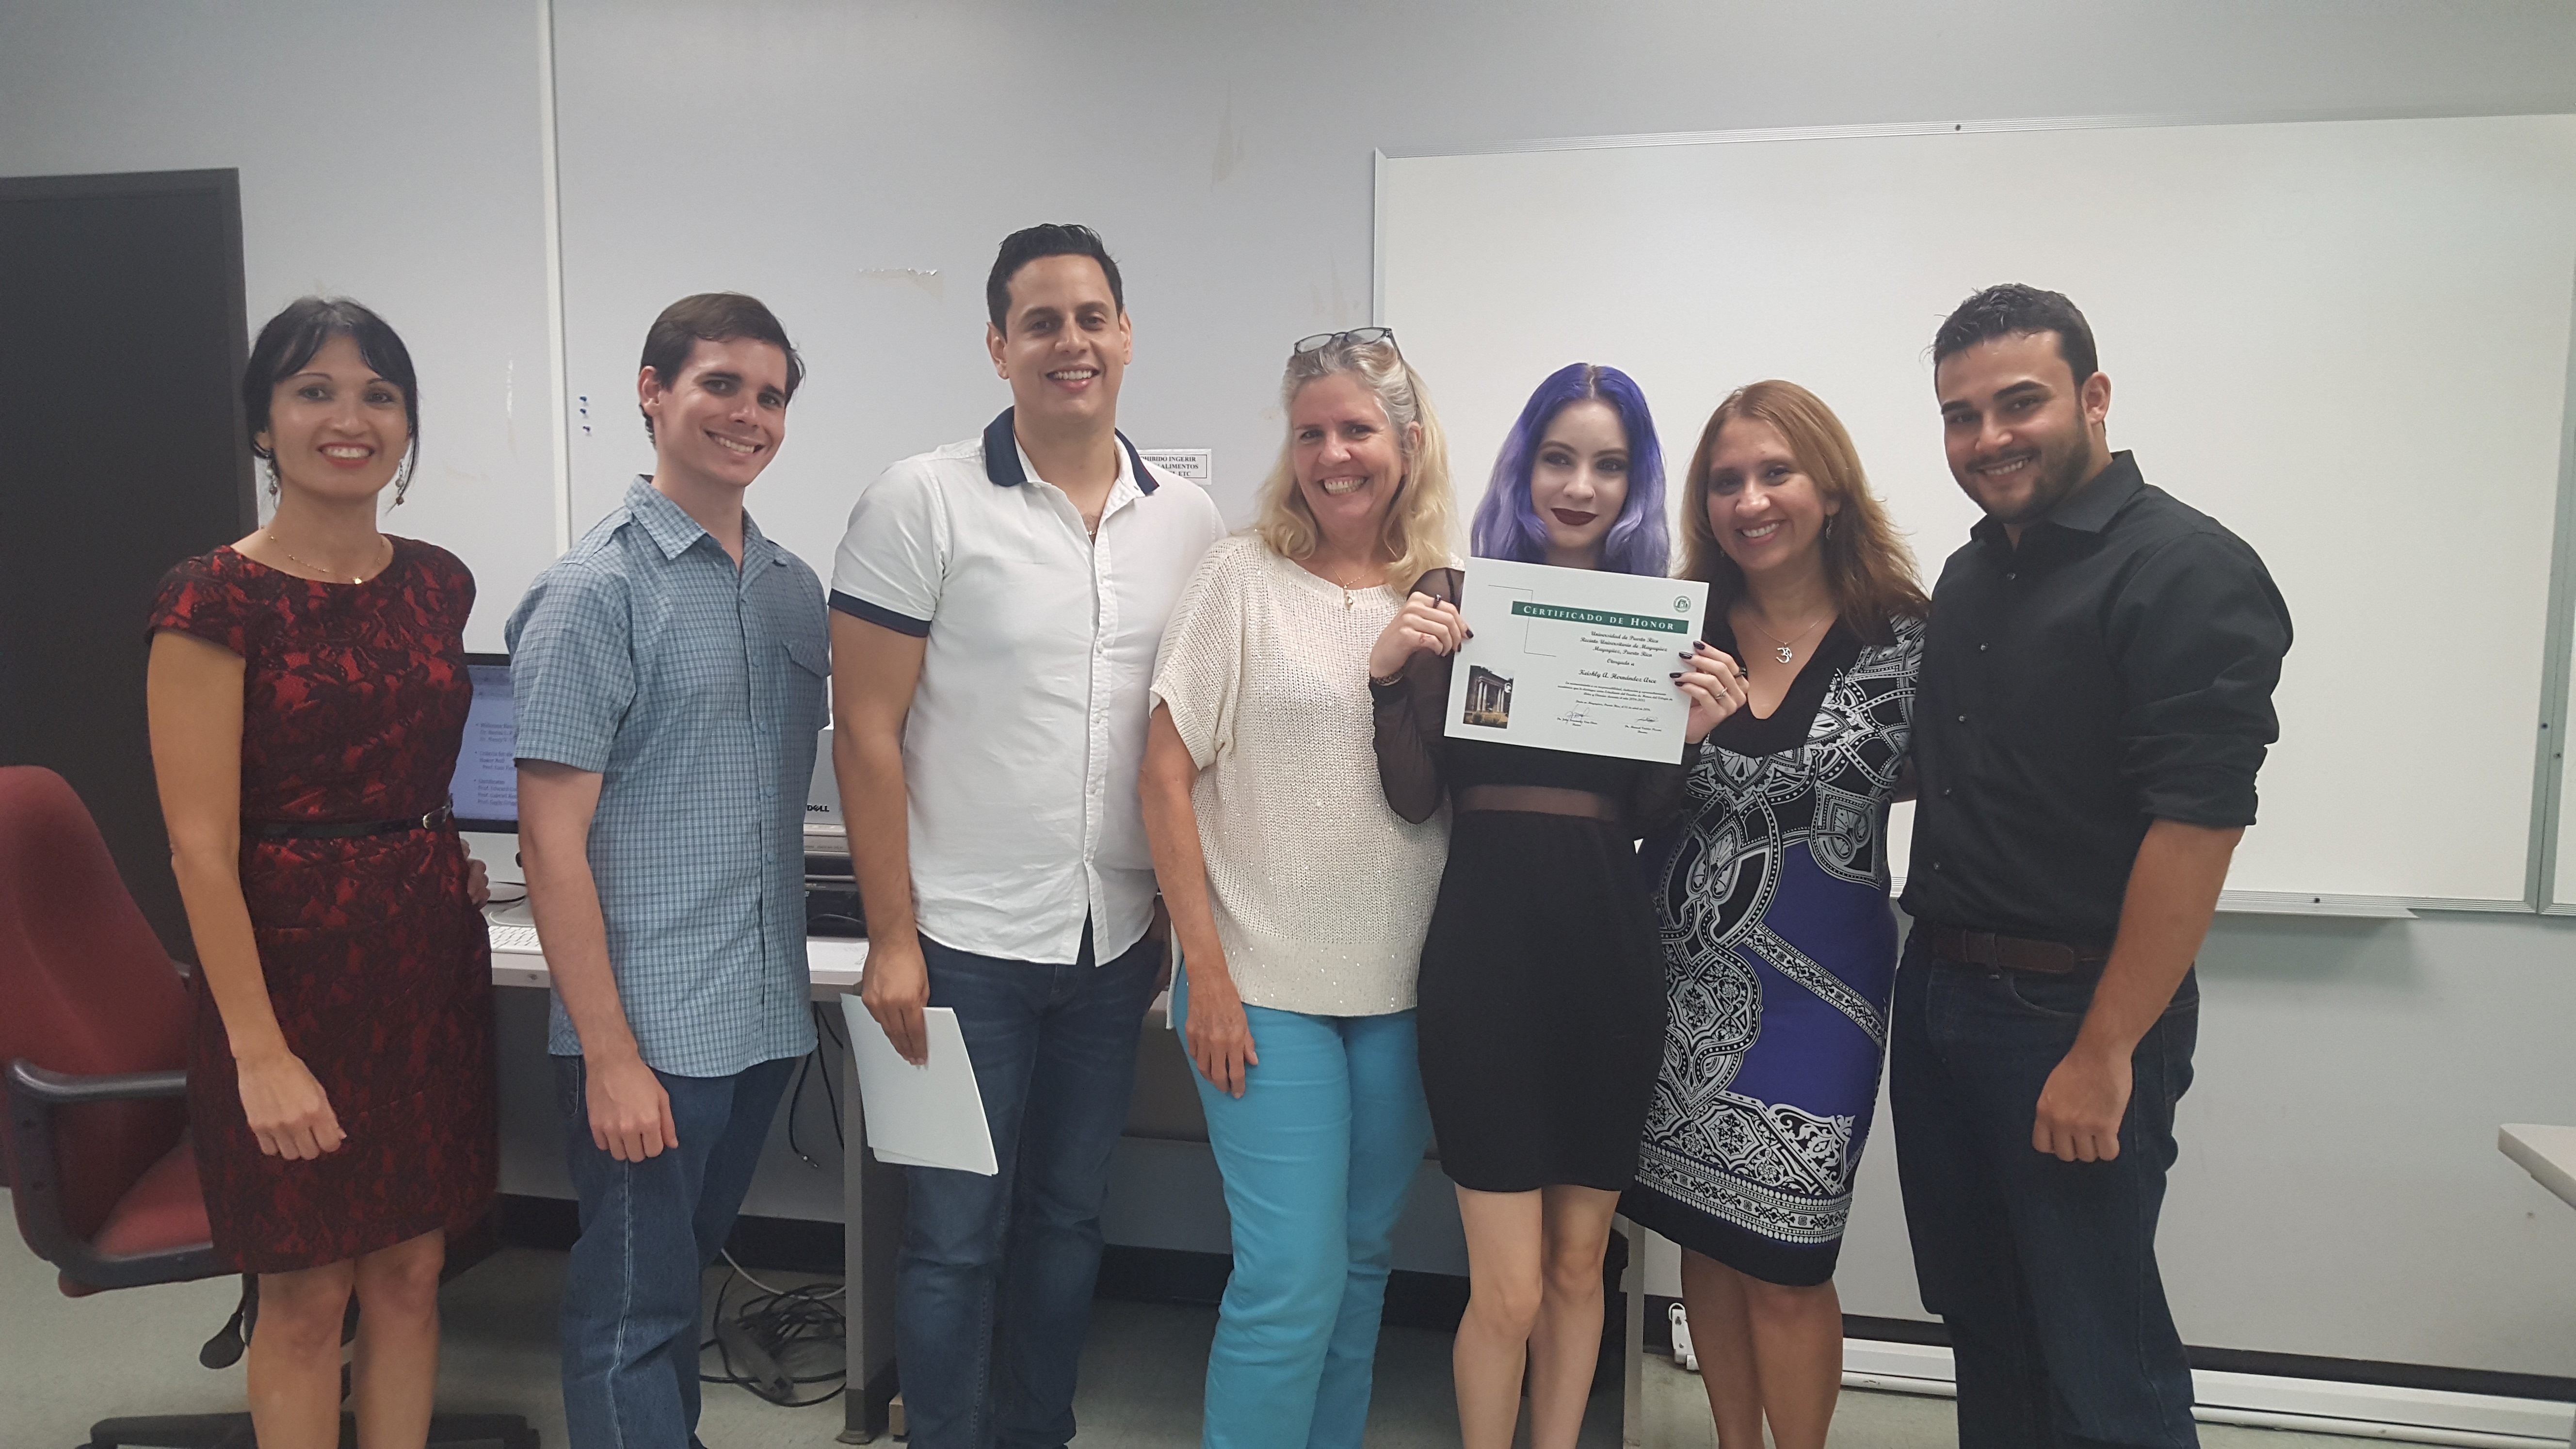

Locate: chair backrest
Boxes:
[0,766,191,1247]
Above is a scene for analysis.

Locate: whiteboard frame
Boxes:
[537,0,574,555]
[2536,255,2576,914]
[1372,108,2576,920]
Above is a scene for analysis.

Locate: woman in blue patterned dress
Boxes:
[1621,381,1927,1449]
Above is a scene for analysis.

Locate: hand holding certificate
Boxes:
[1441,558,1714,764]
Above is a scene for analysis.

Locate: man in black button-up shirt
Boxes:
[1890,285,2291,1449]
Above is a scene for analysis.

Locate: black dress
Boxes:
[1373,570,1682,1193]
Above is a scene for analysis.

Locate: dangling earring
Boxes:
[1824,513,1836,540]
[259,455,279,499]
[391,455,413,507]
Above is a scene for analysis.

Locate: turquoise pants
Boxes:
[1175,974,1434,1449]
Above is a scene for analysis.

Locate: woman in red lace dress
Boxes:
[147,297,495,1449]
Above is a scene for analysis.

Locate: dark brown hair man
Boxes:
[1892,284,2292,1449]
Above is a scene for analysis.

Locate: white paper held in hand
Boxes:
[839,999,999,1175]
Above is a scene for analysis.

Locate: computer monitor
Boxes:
[451,652,517,833]
[807,727,843,834]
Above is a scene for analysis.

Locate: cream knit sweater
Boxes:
[1150,535,1449,1016]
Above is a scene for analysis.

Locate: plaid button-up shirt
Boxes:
[506,477,825,1077]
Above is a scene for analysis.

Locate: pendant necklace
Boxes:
[1745,608,1830,664]
[267,531,390,585]
[1329,562,1378,609]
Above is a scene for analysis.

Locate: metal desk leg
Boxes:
[841,1041,904,1444]
[1621,1216,1646,1449]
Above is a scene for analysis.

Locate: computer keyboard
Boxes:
[486,922,543,954]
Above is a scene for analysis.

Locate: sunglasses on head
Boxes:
[1290,326,1399,358]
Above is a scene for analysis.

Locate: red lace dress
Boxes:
[148,538,496,1274]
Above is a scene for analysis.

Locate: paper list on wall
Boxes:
[1138,448,1212,482]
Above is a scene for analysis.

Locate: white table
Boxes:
[486,926,1655,1446]
[484,923,869,995]
[2497,1125,2576,1447]
[2500,1124,2576,1211]
[484,922,899,1440]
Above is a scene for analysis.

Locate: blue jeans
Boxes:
[1174,974,1433,1449]
[895,927,1162,1449]
[554,1052,798,1449]
[1888,923,2202,1449]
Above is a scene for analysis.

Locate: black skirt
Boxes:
[1415,808,1667,1193]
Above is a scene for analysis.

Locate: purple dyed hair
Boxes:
[1467,363,1670,577]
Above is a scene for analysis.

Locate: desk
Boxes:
[484,923,900,1439]
[2496,1126,2576,1448]
[485,927,869,995]
[483,925,1481,1446]
[2500,1124,2576,1212]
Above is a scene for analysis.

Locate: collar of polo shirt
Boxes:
[982,409,1159,495]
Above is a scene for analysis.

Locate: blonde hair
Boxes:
[1678,380,1928,644]
[1252,335,1456,594]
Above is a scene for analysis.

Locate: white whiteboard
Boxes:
[1382,114,2576,907]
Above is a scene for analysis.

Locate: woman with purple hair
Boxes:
[1369,363,1747,1449]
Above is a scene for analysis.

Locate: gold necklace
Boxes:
[267,531,390,585]
[1328,563,1380,609]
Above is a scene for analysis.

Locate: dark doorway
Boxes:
[0,169,254,962]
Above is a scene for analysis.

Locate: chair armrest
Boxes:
[8,1061,187,1106]
[6,1057,215,1290]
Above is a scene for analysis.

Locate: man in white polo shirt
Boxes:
[830,223,1226,1449]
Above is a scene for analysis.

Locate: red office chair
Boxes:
[1,765,533,1449]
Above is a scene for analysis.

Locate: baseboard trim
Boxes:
[1835,1313,2576,1406]
[499,1199,2572,1448]
[1835,1334,2575,1448]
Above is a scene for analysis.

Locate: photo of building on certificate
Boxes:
[1461,666,1515,729]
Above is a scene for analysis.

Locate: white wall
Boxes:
[1835,911,2576,1373]
[9,0,2576,1381]
[547,0,2576,562]
[0,0,558,650]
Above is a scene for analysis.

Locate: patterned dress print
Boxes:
[1621,616,1922,1286]
[148,539,496,1274]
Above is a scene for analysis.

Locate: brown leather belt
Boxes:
[1453,785,1621,821]
[1928,926,2109,976]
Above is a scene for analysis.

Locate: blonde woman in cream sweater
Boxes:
[1140,328,1455,1449]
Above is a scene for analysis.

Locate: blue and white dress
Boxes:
[1621,613,1923,1286]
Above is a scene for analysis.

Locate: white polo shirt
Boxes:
[831,408,1227,965]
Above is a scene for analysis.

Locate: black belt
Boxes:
[250,805,454,840]
[1928,925,2109,976]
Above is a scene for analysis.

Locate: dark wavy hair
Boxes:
[1678,380,1927,645]
[1468,363,1670,577]
[243,297,418,473]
